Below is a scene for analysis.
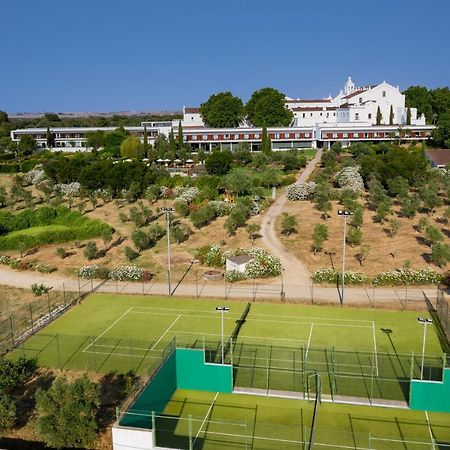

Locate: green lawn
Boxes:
[9,293,446,401]
[6,224,70,237]
[152,389,450,449]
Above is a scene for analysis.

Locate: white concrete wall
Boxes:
[112,426,154,450]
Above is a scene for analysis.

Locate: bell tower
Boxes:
[344,76,355,95]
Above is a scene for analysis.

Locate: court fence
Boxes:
[11,333,448,404]
[0,282,84,355]
[436,286,450,344]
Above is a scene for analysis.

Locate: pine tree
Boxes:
[177,120,184,148]
[261,125,271,154]
[406,107,411,125]
[389,105,394,125]
[143,126,149,155]
[376,106,382,125]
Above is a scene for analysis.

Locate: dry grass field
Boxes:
[278,197,450,276]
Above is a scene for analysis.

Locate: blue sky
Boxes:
[1,0,449,113]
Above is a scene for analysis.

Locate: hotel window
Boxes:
[355,113,359,121]
[305,133,310,138]
[343,133,348,138]
[332,133,337,138]
[234,134,239,139]
[275,133,280,139]
[284,133,289,138]
[310,113,313,117]
[359,97,362,104]
[213,134,218,140]
[302,113,305,118]
[254,133,260,139]
[354,133,359,138]
[244,134,249,139]
[202,134,207,140]
[320,113,322,116]
[295,133,300,139]
[333,113,336,116]
[382,91,386,97]
[224,134,229,140]
[368,113,372,119]
[326,113,329,118]
[192,135,197,141]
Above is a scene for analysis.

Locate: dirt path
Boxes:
[259,149,322,287]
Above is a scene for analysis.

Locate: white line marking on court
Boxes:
[82,350,162,359]
[151,315,181,350]
[82,307,133,352]
[305,323,314,360]
[425,410,433,443]
[249,312,373,324]
[194,392,218,443]
[372,321,379,376]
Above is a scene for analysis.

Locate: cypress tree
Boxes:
[389,105,394,125]
[46,127,53,148]
[376,106,382,125]
[261,125,271,154]
[169,130,177,152]
[177,120,184,148]
[143,126,149,155]
[406,107,411,125]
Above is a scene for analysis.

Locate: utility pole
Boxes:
[337,210,353,306]
[160,207,175,296]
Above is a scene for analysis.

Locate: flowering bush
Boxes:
[204,244,223,267]
[109,265,144,281]
[173,187,199,204]
[34,263,56,273]
[209,201,235,216]
[24,169,47,186]
[0,254,20,269]
[222,247,282,279]
[372,268,443,286]
[78,265,101,279]
[159,186,173,198]
[286,181,316,201]
[312,268,369,285]
[224,270,246,282]
[54,182,81,197]
[335,166,364,192]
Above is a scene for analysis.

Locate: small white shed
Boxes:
[226,255,253,273]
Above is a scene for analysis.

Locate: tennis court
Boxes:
[9,294,445,397]
[132,388,450,449]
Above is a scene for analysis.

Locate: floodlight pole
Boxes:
[216,306,229,364]
[418,317,433,380]
[161,207,175,296]
[191,259,200,298]
[337,210,353,306]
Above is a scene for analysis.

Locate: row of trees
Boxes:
[200,88,293,128]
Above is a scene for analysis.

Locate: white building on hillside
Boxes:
[287,77,425,128]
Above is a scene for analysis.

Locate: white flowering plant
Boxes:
[335,166,364,192]
[109,265,144,281]
[286,181,317,201]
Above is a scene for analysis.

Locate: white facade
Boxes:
[288,77,425,128]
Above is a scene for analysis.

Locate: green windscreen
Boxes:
[410,368,450,412]
[176,348,233,393]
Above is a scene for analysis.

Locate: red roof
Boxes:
[426,149,450,167]
[184,107,200,114]
[342,89,367,99]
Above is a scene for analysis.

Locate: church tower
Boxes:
[344,76,355,95]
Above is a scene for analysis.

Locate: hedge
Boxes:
[0,164,19,173]
[0,206,111,250]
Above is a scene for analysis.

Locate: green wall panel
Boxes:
[176,348,233,393]
[120,352,177,429]
[410,368,450,413]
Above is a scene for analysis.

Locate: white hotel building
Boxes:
[11,78,434,151]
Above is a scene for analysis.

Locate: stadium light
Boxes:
[417,317,433,380]
[216,306,230,364]
[160,207,175,296]
[337,210,353,306]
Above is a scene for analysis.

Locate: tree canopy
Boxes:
[246,87,293,127]
[200,92,244,127]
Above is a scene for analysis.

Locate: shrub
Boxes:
[430,243,450,268]
[56,247,67,259]
[83,242,98,260]
[346,227,361,246]
[372,268,443,286]
[335,166,364,192]
[286,181,316,201]
[124,246,140,261]
[204,244,223,267]
[0,393,16,432]
[172,224,192,244]
[78,265,101,279]
[312,269,369,285]
[190,204,217,228]
[109,266,144,281]
[224,270,246,282]
[35,263,56,273]
[131,229,152,251]
[281,213,297,235]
